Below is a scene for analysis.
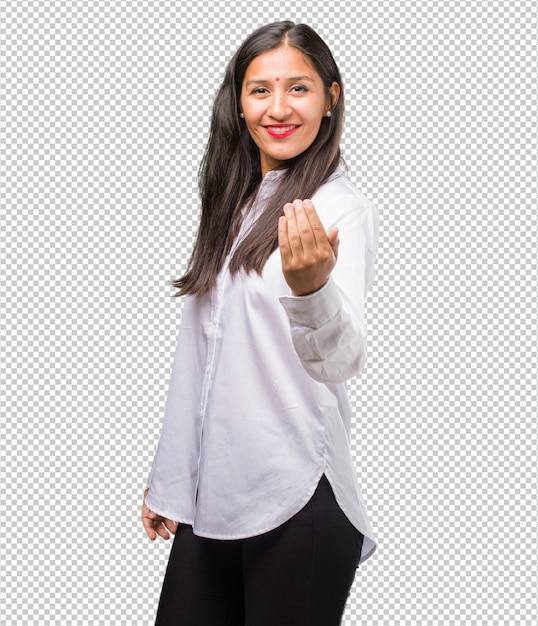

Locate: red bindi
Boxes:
[275,77,280,81]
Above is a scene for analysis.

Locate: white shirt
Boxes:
[145,167,379,563]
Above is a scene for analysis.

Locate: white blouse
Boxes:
[145,167,379,563]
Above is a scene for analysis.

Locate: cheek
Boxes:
[244,121,262,145]
[305,113,324,136]
[301,102,325,128]
[242,104,262,126]
[243,115,258,131]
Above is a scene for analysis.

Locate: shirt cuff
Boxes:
[279,277,342,329]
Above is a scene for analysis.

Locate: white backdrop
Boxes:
[1,0,537,624]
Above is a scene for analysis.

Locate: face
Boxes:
[240,46,340,177]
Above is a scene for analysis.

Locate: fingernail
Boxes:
[304,199,312,208]
[284,204,292,216]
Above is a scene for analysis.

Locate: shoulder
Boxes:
[312,168,374,216]
[311,168,378,244]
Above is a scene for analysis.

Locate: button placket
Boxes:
[194,267,227,505]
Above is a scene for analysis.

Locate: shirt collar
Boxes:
[261,168,287,184]
[262,165,343,185]
[257,164,344,205]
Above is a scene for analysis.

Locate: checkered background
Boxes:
[1,0,537,624]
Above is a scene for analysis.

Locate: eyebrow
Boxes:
[245,75,315,88]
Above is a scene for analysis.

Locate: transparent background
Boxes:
[1,0,537,624]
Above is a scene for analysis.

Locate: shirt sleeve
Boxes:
[279,191,378,384]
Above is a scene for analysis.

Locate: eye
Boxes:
[252,87,269,95]
[291,85,308,93]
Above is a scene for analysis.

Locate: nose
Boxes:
[267,92,291,120]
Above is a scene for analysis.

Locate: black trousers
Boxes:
[154,474,364,626]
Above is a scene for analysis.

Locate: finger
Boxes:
[302,199,328,249]
[142,508,163,540]
[283,202,303,257]
[292,199,319,250]
[155,522,172,540]
[141,492,157,540]
[142,515,157,541]
[145,508,173,540]
[163,518,179,536]
[278,215,292,264]
[327,226,340,258]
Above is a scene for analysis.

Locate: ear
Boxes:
[327,81,341,110]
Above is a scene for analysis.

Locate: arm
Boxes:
[278,195,377,383]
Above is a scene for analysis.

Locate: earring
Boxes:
[240,112,245,118]
[326,110,332,117]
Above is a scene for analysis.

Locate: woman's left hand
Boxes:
[278,199,339,296]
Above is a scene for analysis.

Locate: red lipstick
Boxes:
[265,125,299,138]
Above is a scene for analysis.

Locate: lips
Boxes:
[264,125,300,138]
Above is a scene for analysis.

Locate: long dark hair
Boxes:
[173,21,345,296]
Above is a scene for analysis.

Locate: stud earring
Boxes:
[240,112,245,118]
[326,110,332,117]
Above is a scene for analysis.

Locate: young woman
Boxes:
[142,20,379,626]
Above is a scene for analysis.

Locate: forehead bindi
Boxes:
[243,47,319,88]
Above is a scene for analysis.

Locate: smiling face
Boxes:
[240,45,340,177]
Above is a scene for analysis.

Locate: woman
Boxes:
[142,20,378,626]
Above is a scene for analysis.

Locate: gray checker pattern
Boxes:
[1,0,537,624]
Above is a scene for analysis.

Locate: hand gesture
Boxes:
[141,489,178,540]
[278,199,339,296]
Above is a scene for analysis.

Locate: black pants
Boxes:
[155,475,363,626]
